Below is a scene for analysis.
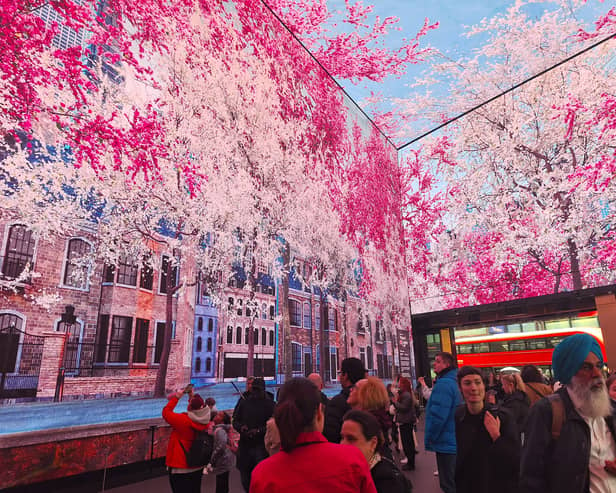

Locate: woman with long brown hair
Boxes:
[392,377,417,470]
[250,377,376,493]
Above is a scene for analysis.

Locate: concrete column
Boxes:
[37,331,67,399]
[596,294,616,370]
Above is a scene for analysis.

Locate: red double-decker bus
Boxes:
[455,327,606,372]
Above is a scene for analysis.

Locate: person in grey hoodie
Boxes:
[208,411,235,493]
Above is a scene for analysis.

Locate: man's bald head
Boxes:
[308,373,323,390]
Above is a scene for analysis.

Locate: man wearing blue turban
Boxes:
[520,333,616,493]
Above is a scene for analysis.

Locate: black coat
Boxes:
[520,388,616,493]
[232,390,275,446]
[371,456,412,493]
[323,386,351,443]
[455,404,520,493]
[501,390,530,435]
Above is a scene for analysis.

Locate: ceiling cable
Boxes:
[397,32,616,151]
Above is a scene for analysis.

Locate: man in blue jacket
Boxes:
[424,351,461,493]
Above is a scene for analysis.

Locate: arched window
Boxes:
[315,304,320,330]
[226,326,233,344]
[289,300,301,326]
[196,337,202,352]
[195,357,201,372]
[236,299,243,316]
[228,297,234,311]
[303,302,311,328]
[207,338,212,352]
[2,225,35,279]
[245,327,250,345]
[0,312,25,373]
[269,305,275,320]
[207,319,213,332]
[205,357,212,372]
[236,326,242,344]
[246,304,251,318]
[63,238,91,289]
[261,303,267,320]
[269,330,274,346]
[261,327,267,346]
[197,317,203,331]
[253,328,259,345]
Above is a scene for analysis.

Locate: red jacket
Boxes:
[162,396,211,468]
[250,431,377,493]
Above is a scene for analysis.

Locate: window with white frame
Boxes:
[292,342,302,372]
[303,302,311,328]
[116,255,138,286]
[2,224,35,279]
[108,316,132,363]
[328,307,337,331]
[0,312,25,373]
[289,299,301,327]
[63,238,91,289]
[160,255,178,293]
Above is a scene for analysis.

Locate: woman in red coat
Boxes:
[162,388,212,493]
[250,377,377,493]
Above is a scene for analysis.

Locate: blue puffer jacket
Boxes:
[424,367,461,454]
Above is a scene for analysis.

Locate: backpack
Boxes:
[227,427,240,454]
[548,394,565,440]
[179,429,214,467]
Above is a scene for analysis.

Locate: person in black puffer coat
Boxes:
[232,377,274,492]
[342,409,412,493]
[499,372,530,440]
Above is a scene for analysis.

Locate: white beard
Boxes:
[568,375,612,419]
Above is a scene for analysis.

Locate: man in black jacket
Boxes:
[521,333,616,493]
[323,357,366,443]
[232,377,274,492]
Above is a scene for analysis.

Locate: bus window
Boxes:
[506,323,521,333]
[547,337,564,348]
[458,344,472,354]
[545,319,571,330]
[476,342,489,353]
[489,341,508,352]
[571,316,599,329]
[509,340,526,351]
[527,339,546,350]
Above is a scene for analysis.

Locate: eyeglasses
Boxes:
[579,361,603,372]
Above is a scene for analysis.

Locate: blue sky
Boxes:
[321,0,611,145]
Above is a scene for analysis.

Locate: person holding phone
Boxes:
[454,366,520,493]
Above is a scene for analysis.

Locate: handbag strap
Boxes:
[527,383,546,399]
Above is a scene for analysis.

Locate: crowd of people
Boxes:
[161,332,616,493]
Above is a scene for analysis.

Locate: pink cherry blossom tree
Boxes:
[403,0,616,312]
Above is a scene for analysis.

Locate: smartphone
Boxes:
[183,383,194,394]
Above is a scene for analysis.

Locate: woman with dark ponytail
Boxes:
[250,377,377,493]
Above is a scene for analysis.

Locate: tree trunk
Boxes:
[568,238,582,291]
[280,242,292,381]
[154,259,178,398]
[246,231,258,378]
[320,292,328,382]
